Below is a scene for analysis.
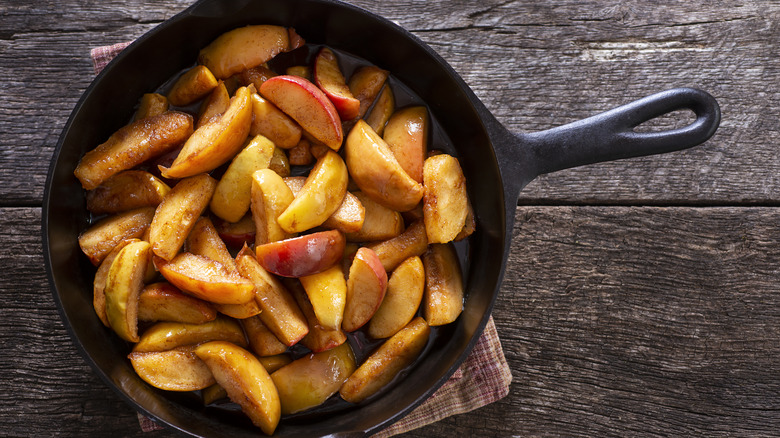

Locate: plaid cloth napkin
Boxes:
[92,41,512,436]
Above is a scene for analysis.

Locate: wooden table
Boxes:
[3,0,779,436]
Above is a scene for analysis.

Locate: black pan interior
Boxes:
[43,0,512,436]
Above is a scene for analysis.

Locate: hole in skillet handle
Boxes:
[514,87,721,178]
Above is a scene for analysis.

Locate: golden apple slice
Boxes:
[454,196,476,241]
[259,354,292,373]
[259,75,343,151]
[79,207,155,265]
[104,240,151,342]
[423,243,463,326]
[93,239,138,327]
[156,252,255,305]
[383,106,428,183]
[242,315,288,357]
[250,168,296,246]
[287,138,314,166]
[343,248,387,332]
[202,383,228,405]
[133,316,247,353]
[423,153,469,244]
[186,217,237,271]
[237,64,277,90]
[270,342,356,415]
[368,256,424,339]
[210,135,275,223]
[160,86,252,179]
[214,214,256,248]
[250,93,302,149]
[138,282,217,324]
[255,230,345,278]
[340,316,430,403]
[129,346,215,391]
[286,65,311,80]
[133,93,169,121]
[167,65,219,107]
[313,47,360,121]
[285,278,347,352]
[235,246,309,346]
[198,24,303,79]
[364,85,395,136]
[277,150,348,233]
[197,80,230,128]
[345,192,403,242]
[345,119,423,212]
[86,170,170,215]
[194,341,281,435]
[269,146,291,177]
[299,264,347,331]
[74,111,194,190]
[365,219,428,272]
[149,173,216,261]
[348,65,389,119]
[283,177,365,234]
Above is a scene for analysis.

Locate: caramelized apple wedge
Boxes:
[104,240,152,342]
[210,135,275,223]
[197,80,230,128]
[133,93,169,121]
[277,150,348,233]
[149,173,216,261]
[250,168,296,245]
[384,106,428,183]
[133,316,247,353]
[314,47,360,120]
[255,230,345,278]
[365,219,428,272]
[86,170,170,215]
[242,315,288,357]
[423,243,464,326]
[156,252,255,305]
[214,214,256,248]
[345,192,403,242]
[300,264,347,331]
[364,85,395,136]
[340,317,430,403]
[343,248,387,332]
[167,65,218,107]
[79,207,155,266]
[194,341,281,435]
[74,111,194,190]
[198,24,303,79]
[271,342,356,415]
[237,64,277,90]
[345,119,423,212]
[423,153,469,244]
[283,177,365,234]
[368,256,425,339]
[93,239,138,327]
[348,65,389,120]
[186,217,237,271]
[138,282,217,324]
[259,75,343,150]
[250,93,302,149]
[285,278,347,352]
[129,346,215,391]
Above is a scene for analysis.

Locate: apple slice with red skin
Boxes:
[343,247,388,332]
[254,229,345,278]
[313,47,360,121]
[213,214,256,248]
[259,75,343,151]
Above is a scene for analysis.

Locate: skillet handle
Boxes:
[521,87,720,177]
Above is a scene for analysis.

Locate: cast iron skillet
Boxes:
[42,0,720,436]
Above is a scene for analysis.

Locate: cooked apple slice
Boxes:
[368,256,424,339]
[250,168,296,246]
[259,75,343,150]
[210,135,275,223]
[365,219,428,272]
[250,93,302,149]
[79,207,155,265]
[149,173,216,261]
[197,80,230,128]
[133,93,169,121]
[454,196,476,241]
[299,264,347,331]
[277,150,348,233]
[167,65,219,107]
[242,315,288,357]
[423,153,469,244]
[286,65,311,80]
[271,342,356,415]
[345,119,423,212]
[287,138,314,166]
[340,316,430,403]
[104,240,151,342]
[138,282,217,324]
[235,246,309,346]
[198,24,303,79]
[283,177,365,234]
[259,354,292,374]
[194,341,281,435]
[93,239,138,327]
[383,106,428,183]
[348,66,389,119]
[74,111,194,190]
[255,229,345,278]
[133,316,247,353]
[129,346,215,392]
[364,85,395,136]
[186,217,237,271]
[214,214,256,248]
[343,248,387,332]
[156,252,255,305]
[237,64,277,90]
[285,278,347,352]
[345,192,403,242]
[160,86,252,179]
[269,146,291,177]
[314,47,360,121]
[423,243,463,326]
[86,170,170,215]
